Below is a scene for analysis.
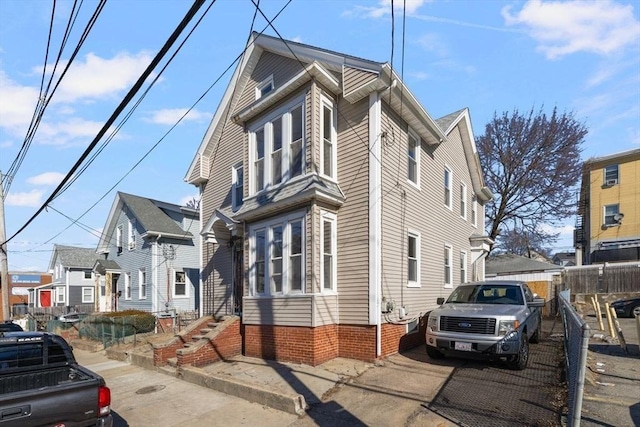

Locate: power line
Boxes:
[2,0,208,247]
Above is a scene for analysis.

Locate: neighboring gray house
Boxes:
[185,33,493,366]
[486,253,564,282]
[43,244,100,311]
[95,192,200,314]
[552,251,576,267]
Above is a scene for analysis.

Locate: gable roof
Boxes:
[48,245,99,271]
[486,253,562,276]
[96,192,196,253]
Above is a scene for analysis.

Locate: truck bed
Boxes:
[0,364,93,395]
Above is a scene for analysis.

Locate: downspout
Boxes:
[369,91,382,358]
[198,186,203,317]
[152,234,161,312]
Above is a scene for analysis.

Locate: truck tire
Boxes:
[426,346,445,359]
[529,315,541,344]
[507,335,529,370]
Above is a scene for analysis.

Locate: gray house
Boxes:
[185,33,493,365]
[43,245,100,311]
[95,192,200,315]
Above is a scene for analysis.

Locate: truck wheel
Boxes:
[507,336,529,370]
[529,316,541,344]
[426,346,445,359]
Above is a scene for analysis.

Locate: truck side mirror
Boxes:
[437,297,445,305]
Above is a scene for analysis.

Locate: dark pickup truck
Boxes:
[0,331,112,427]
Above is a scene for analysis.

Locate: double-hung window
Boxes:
[321,212,337,291]
[604,204,620,226]
[460,251,467,284]
[125,273,131,300]
[251,214,305,296]
[407,231,420,287]
[320,97,337,180]
[604,164,619,185]
[139,268,147,299]
[56,287,65,304]
[460,183,467,219]
[128,219,136,250]
[232,163,244,210]
[116,225,123,253]
[444,166,452,209]
[82,287,94,303]
[471,194,478,227]
[444,245,453,288]
[249,99,305,194]
[407,130,420,186]
[256,75,274,99]
[174,271,187,297]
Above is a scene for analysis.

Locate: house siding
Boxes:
[336,96,370,325]
[379,103,482,319]
[343,65,378,99]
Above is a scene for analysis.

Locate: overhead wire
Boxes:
[2,0,208,247]
[4,0,106,194]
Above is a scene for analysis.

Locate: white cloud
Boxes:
[5,189,44,207]
[346,0,431,19]
[0,69,40,136]
[408,71,430,81]
[415,33,449,57]
[45,51,155,103]
[502,0,640,59]
[36,118,113,147]
[180,194,200,207]
[143,108,211,126]
[26,172,65,186]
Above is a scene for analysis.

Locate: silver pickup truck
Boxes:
[425,280,545,370]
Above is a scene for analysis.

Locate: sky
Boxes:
[1,0,639,272]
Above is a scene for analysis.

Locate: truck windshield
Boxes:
[446,285,524,305]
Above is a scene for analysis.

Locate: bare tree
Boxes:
[185,197,200,210]
[476,106,587,253]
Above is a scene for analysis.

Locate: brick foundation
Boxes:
[177,318,242,367]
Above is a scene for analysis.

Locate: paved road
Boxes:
[74,349,298,427]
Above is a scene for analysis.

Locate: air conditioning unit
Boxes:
[117,246,122,254]
[605,179,618,186]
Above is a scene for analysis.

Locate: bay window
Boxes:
[251,214,305,296]
[249,98,305,194]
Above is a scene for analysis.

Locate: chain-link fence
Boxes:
[75,313,157,348]
[558,290,590,427]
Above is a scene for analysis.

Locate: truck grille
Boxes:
[440,316,496,334]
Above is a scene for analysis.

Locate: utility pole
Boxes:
[0,171,11,320]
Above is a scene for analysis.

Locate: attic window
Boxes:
[256,76,274,100]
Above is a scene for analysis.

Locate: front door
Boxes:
[39,290,52,307]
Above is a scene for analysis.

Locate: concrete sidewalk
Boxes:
[73,338,458,425]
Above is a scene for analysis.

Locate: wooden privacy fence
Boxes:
[563,263,640,294]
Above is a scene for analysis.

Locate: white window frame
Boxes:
[407,129,420,188]
[248,96,305,195]
[83,270,92,280]
[173,270,189,298]
[255,75,274,99]
[460,250,468,284]
[320,96,337,181]
[471,194,478,227]
[444,244,453,288]
[603,164,619,185]
[56,287,65,304]
[249,212,306,296]
[232,162,244,210]
[444,166,453,210]
[603,204,620,226]
[320,211,337,292]
[460,182,467,220]
[116,225,123,253]
[128,219,136,250]
[124,273,131,300]
[138,268,147,300]
[407,230,420,288]
[82,286,94,303]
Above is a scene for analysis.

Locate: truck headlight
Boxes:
[427,315,439,332]
[498,320,520,336]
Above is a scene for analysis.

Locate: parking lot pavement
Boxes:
[73,348,298,427]
[581,316,640,427]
